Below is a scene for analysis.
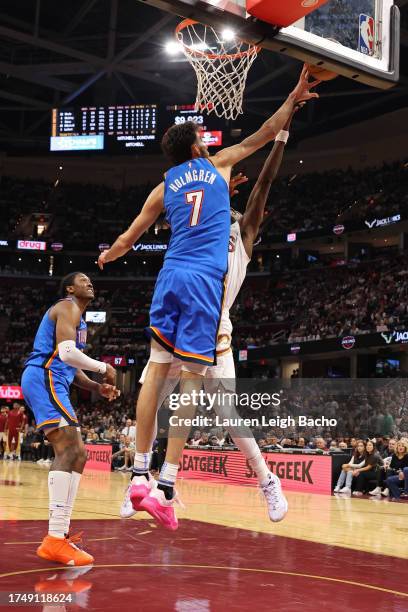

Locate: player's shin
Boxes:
[158,370,203,499]
[231,435,270,485]
[135,362,169,447]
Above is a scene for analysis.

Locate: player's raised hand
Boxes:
[97,250,109,270]
[291,65,321,103]
[103,363,117,386]
[229,172,248,197]
[99,383,121,402]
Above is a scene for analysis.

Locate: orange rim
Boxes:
[175,19,260,60]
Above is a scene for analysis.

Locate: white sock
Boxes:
[158,461,178,488]
[232,437,270,485]
[133,451,151,475]
[65,471,81,536]
[48,471,72,539]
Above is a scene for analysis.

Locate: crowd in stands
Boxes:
[1,247,408,386]
[0,282,110,385]
[233,250,408,345]
[3,394,408,499]
[1,160,408,500]
[1,160,406,247]
[260,160,407,236]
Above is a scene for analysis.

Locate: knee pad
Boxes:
[150,339,173,364]
[181,362,208,376]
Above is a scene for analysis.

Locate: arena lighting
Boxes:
[165,40,182,55]
[221,28,235,41]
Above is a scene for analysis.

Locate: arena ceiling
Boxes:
[0,0,407,151]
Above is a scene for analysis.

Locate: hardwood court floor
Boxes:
[0,462,407,611]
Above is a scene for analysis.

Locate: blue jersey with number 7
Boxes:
[163,157,230,277]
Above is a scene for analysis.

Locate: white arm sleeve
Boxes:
[58,340,107,374]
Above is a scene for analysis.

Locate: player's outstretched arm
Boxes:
[98,182,165,269]
[213,66,319,170]
[54,301,116,385]
[240,112,295,257]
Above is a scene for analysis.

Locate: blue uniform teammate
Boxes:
[98,66,320,529]
[21,272,119,565]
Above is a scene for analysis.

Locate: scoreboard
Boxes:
[50,103,226,153]
[163,104,224,147]
[50,104,158,152]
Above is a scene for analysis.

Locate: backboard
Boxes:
[140,0,399,88]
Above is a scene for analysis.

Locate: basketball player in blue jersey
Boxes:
[98,66,320,529]
[119,109,299,526]
[21,272,119,566]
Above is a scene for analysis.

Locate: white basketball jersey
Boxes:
[217,221,250,351]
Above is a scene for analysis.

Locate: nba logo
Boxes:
[358,14,375,56]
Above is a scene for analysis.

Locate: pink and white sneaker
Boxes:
[138,487,183,531]
[129,475,157,512]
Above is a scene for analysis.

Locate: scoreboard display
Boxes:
[50,103,226,153]
[164,104,224,147]
[50,104,158,152]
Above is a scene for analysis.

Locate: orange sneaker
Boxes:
[37,532,94,566]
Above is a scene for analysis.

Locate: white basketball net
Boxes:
[176,20,260,121]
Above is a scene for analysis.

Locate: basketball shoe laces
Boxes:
[261,479,280,510]
[66,531,84,550]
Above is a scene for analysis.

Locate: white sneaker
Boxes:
[369,487,381,496]
[352,491,363,496]
[339,487,351,494]
[120,475,157,518]
[334,485,341,493]
[43,459,52,465]
[14,455,21,462]
[381,488,389,497]
[261,473,288,522]
[37,459,45,464]
[120,483,137,518]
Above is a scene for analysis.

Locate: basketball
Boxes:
[306,63,339,81]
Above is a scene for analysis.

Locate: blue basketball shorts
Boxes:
[21,366,78,431]
[147,266,225,366]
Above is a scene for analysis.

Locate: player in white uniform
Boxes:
[120,108,297,524]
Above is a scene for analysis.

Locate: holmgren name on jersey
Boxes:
[168,168,217,193]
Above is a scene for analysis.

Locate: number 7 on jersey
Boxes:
[186,189,204,227]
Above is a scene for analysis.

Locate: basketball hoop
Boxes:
[175,19,260,121]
